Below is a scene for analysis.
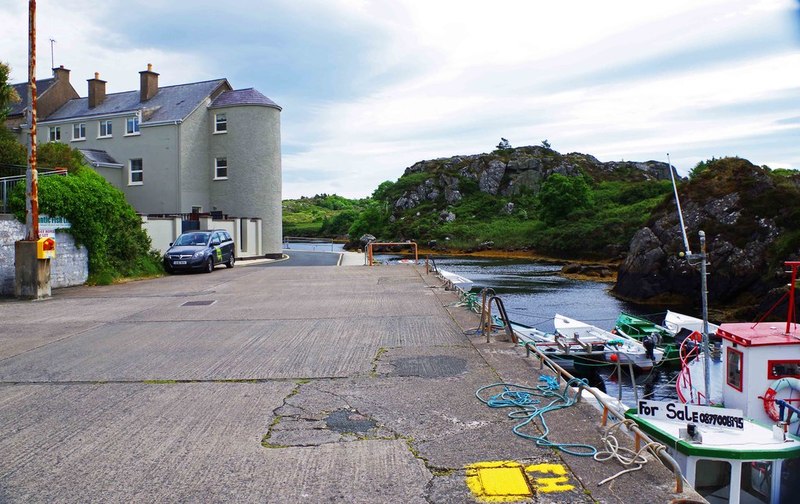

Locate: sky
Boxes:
[1,0,799,199]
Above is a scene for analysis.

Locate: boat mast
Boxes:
[668,154,692,255]
[787,261,799,335]
[668,154,712,405]
[698,231,711,405]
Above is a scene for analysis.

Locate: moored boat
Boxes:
[614,312,680,361]
[628,261,800,504]
[554,314,665,371]
[508,320,607,370]
[437,269,474,292]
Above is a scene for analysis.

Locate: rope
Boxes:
[593,419,665,485]
[475,377,598,457]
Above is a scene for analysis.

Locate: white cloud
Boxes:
[2,0,798,199]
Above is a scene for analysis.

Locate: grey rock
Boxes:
[478,160,506,195]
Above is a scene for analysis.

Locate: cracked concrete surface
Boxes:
[0,264,703,503]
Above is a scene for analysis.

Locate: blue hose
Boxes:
[475,376,598,457]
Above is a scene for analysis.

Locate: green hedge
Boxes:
[10,166,162,284]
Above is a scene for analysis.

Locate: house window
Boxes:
[214,157,228,179]
[129,159,143,185]
[126,116,140,135]
[99,120,113,138]
[72,123,86,141]
[727,347,743,392]
[49,126,61,142]
[214,113,227,133]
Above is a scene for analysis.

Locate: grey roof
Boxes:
[8,78,56,117]
[45,79,229,124]
[79,148,122,167]
[209,88,281,111]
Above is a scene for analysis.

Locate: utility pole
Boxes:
[16,0,50,300]
[27,0,39,241]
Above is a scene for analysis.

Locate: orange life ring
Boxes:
[763,377,800,422]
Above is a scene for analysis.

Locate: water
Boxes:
[388,254,686,404]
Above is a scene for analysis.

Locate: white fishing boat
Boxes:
[629,260,800,504]
[509,320,607,369]
[437,268,474,292]
[664,309,720,336]
[554,314,664,371]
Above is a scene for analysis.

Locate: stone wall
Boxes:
[0,216,89,296]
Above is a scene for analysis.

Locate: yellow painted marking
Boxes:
[525,463,575,493]
[465,461,533,502]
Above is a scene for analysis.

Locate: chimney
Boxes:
[87,72,106,109]
[52,65,70,82]
[139,63,159,102]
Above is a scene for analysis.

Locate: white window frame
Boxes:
[99,120,113,138]
[49,126,61,142]
[214,113,227,133]
[129,158,143,185]
[214,157,228,180]
[125,116,140,136]
[72,123,86,141]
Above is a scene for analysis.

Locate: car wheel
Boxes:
[204,257,214,273]
[226,255,235,268]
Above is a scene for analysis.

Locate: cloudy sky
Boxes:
[2,0,799,198]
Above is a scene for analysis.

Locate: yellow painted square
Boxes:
[478,466,531,496]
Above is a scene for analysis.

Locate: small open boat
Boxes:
[664,309,719,336]
[614,312,680,361]
[508,320,607,370]
[554,314,664,371]
[437,269,474,292]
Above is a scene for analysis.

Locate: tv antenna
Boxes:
[49,38,55,70]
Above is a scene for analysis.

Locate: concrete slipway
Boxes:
[0,253,703,503]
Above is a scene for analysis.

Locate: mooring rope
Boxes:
[475,377,598,457]
[593,419,665,485]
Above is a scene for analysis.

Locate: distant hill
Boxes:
[350,145,677,258]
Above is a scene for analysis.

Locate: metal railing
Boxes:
[0,168,68,213]
[282,236,336,251]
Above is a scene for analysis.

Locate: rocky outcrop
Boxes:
[391,146,675,213]
[613,158,800,307]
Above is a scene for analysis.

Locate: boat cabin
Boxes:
[716,322,800,428]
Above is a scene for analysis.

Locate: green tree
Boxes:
[0,62,20,123]
[38,141,86,172]
[348,201,388,239]
[495,137,512,151]
[537,173,594,225]
[0,135,26,165]
[372,180,395,202]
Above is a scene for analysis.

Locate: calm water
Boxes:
[387,254,689,403]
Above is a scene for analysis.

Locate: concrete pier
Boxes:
[0,261,703,503]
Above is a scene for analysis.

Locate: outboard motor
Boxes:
[643,336,656,360]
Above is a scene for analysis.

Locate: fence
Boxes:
[0,167,68,213]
